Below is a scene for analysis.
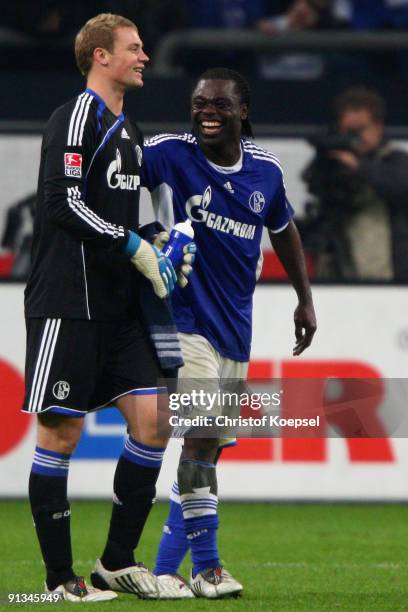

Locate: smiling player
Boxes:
[141,68,317,598]
[22,13,183,601]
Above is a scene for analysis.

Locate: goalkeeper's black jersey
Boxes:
[25,88,145,320]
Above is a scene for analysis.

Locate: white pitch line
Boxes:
[0,560,402,571]
[233,561,402,570]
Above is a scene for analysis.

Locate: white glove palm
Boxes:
[131,238,176,298]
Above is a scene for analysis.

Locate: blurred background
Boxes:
[2,0,408,501]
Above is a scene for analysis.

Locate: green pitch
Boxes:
[1,500,408,610]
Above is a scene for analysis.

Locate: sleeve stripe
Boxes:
[78,95,93,147]
[68,186,114,231]
[69,187,125,237]
[72,93,92,147]
[67,199,123,238]
[67,186,125,238]
[71,187,122,233]
[145,133,176,142]
[247,150,282,164]
[144,133,197,147]
[243,143,282,163]
[250,154,283,172]
[71,93,89,146]
[244,145,281,160]
[67,93,85,146]
[67,92,92,147]
[270,221,290,234]
[67,199,103,234]
[244,147,287,188]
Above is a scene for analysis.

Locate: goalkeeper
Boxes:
[21,13,194,602]
[141,67,317,599]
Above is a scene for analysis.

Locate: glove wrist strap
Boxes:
[125,230,141,256]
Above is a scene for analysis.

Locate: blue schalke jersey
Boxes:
[141,133,294,361]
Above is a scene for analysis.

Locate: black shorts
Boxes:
[22,317,164,417]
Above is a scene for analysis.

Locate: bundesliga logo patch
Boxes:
[64,152,82,177]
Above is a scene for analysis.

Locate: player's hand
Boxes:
[152,230,170,250]
[153,231,196,288]
[177,242,196,288]
[293,301,316,356]
[129,236,177,298]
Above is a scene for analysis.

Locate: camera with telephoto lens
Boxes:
[302,129,362,202]
[298,129,364,278]
[307,129,361,154]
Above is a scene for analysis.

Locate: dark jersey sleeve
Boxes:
[42,102,128,250]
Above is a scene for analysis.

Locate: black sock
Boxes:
[29,448,74,590]
[101,438,164,571]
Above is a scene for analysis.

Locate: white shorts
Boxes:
[178,332,248,380]
[176,333,248,444]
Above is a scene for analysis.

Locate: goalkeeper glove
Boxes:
[152,231,196,288]
[125,231,177,298]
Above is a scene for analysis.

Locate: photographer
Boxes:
[301,87,408,281]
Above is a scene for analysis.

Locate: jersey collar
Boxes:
[85,88,125,132]
[204,142,244,174]
[85,87,106,112]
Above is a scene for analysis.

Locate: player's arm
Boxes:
[268,221,316,355]
[42,108,175,297]
[140,136,196,287]
[43,107,129,249]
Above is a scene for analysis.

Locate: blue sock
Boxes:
[179,460,220,577]
[185,515,220,577]
[154,481,190,575]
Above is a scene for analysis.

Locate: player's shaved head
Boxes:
[193,67,253,138]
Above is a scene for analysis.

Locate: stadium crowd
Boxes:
[3,1,408,76]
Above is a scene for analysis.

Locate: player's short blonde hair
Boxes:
[75,13,138,76]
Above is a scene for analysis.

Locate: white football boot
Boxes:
[46,576,117,602]
[156,573,195,599]
[190,566,243,598]
[91,558,159,599]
